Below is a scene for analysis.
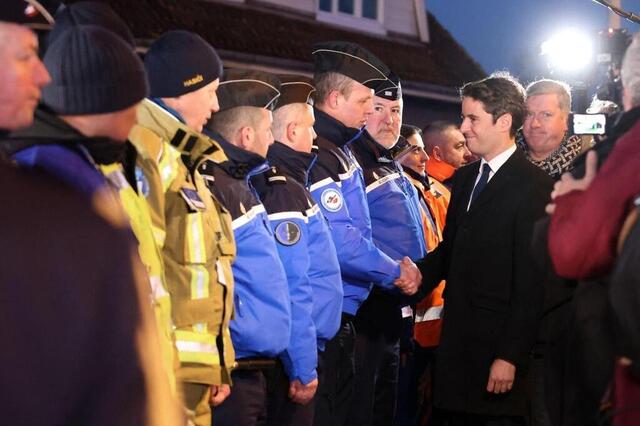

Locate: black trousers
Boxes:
[348,289,403,426]
[213,368,269,426]
[265,359,316,426]
[314,314,356,426]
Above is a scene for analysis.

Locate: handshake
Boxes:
[394,257,422,295]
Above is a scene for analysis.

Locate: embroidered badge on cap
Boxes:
[180,188,206,210]
[321,188,343,212]
[275,221,301,246]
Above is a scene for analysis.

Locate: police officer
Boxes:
[132,30,237,426]
[348,73,427,425]
[308,41,422,426]
[201,69,291,426]
[251,75,343,426]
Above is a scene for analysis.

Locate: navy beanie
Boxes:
[48,1,136,48]
[42,25,148,115]
[144,30,223,98]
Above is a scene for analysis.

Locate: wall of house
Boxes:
[403,95,461,128]
[384,0,418,37]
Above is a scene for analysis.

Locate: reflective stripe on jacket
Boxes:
[130,99,236,386]
[199,131,291,360]
[252,141,343,384]
[308,109,400,315]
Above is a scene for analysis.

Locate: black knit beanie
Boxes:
[144,30,223,98]
[42,25,148,115]
[48,1,136,48]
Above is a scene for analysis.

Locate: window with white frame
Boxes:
[319,0,381,21]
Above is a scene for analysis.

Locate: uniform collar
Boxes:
[267,141,316,184]
[205,130,268,179]
[351,129,396,170]
[426,157,455,183]
[314,107,363,148]
[402,165,429,189]
[137,99,228,167]
[4,105,125,165]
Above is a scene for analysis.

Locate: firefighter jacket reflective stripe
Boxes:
[308,109,400,315]
[100,162,177,394]
[199,130,291,360]
[251,141,343,384]
[351,132,427,263]
[130,99,236,386]
[403,168,450,348]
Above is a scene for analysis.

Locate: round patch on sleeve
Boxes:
[275,221,301,246]
[320,188,343,212]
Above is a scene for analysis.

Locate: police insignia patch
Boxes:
[275,221,301,246]
[321,188,343,212]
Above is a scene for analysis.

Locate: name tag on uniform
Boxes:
[180,188,206,211]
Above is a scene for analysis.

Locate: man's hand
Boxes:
[486,358,516,394]
[394,257,422,295]
[288,378,318,405]
[546,150,598,214]
[209,384,231,406]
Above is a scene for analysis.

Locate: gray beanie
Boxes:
[42,25,148,115]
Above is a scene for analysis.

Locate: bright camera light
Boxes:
[541,29,593,73]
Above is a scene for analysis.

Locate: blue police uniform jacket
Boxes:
[307,109,401,316]
[351,131,427,263]
[5,106,121,198]
[199,131,291,359]
[251,141,343,384]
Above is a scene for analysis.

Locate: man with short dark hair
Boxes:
[422,120,472,187]
[410,73,553,425]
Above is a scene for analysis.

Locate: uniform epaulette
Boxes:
[265,166,287,185]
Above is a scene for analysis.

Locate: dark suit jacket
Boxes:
[416,148,553,416]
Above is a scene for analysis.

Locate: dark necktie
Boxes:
[469,163,491,206]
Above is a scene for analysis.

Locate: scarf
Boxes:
[516,131,584,179]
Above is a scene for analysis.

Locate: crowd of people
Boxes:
[1,1,639,426]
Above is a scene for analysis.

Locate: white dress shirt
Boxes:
[467,144,517,211]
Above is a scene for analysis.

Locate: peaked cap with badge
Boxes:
[217,69,281,112]
[366,71,402,101]
[312,41,390,87]
[276,74,315,108]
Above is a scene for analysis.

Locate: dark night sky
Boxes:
[427,0,638,80]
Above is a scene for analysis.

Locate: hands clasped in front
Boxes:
[394,257,422,295]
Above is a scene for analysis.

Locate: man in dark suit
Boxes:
[409,73,553,425]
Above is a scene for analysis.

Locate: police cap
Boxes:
[218,69,281,112]
[276,74,315,108]
[367,71,402,101]
[312,41,389,86]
